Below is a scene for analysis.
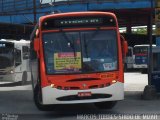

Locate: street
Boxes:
[0,72,160,120]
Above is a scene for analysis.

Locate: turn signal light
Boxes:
[50,84,55,88]
[112,80,117,84]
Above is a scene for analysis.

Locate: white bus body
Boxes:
[125,46,134,70]
[0,39,31,84]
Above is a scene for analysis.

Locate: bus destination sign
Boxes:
[56,18,102,26]
[42,16,116,30]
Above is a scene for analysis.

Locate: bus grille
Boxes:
[66,78,100,82]
[56,94,112,101]
[0,72,6,75]
[55,82,111,90]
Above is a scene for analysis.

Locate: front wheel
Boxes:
[94,101,117,109]
[34,84,55,111]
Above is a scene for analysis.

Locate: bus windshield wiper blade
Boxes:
[84,35,88,58]
[61,30,76,59]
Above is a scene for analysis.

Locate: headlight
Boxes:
[112,80,117,84]
[50,84,55,88]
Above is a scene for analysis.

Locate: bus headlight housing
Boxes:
[50,84,55,88]
[112,80,117,84]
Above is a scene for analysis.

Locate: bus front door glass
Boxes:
[22,46,30,59]
[43,30,118,74]
[15,49,22,66]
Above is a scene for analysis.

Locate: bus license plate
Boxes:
[78,92,92,97]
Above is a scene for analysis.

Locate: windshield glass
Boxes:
[134,46,148,54]
[43,30,118,74]
[0,42,14,69]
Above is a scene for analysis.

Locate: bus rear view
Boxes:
[30,12,127,110]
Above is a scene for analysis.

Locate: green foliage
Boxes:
[132,28,147,35]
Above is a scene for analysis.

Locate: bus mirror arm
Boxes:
[120,35,128,58]
[123,41,128,57]
[34,38,40,58]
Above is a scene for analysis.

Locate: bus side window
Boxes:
[15,49,22,66]
[22,46,30,59]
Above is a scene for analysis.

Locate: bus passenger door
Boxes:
[21,46,31,84]
[14,48,22,82]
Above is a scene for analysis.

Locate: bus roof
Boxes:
[0,39,30,47]
[40,11,116,21]
[134,44,156,47]
[0,39,30,43]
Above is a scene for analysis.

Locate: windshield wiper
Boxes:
[84,34,88,58]
[61,30,76,59]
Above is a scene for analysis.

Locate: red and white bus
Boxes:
[30,12,128,110]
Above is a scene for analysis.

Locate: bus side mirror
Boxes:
[120,35,128,58]
[123,41,128,57]
[34,38,40,57]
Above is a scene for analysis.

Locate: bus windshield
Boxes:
[43,30,118,74]
[134,46,148,54]
[0,43,14,69]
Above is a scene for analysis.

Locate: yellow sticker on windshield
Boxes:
[54,52,81,72]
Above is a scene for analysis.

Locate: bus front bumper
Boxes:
[42,82,124,105]
[133,64,147,69]
[0,74,14,82]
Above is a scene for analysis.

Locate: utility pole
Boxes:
[33,0,37,25]
[148,0,153,86]
[142,0,157,100]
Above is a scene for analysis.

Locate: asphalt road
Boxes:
[0,72,160,120]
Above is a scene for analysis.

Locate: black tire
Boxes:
[22,71,27,85]
[94,101,117,109]
[34,84,55,111]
